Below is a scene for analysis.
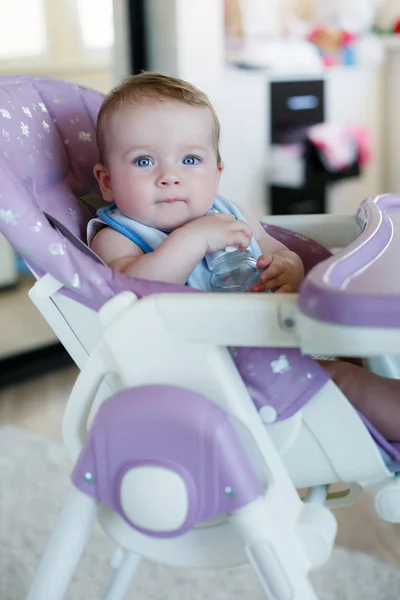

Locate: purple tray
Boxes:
[299,194,400,327]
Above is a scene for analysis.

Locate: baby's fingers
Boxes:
[230,231,252,250]
[234,220,253,239]
[231,224,252,248]
[250,282,269,293]
[256,254,273,269]
[260,262,284,282]
[257,271,291,291]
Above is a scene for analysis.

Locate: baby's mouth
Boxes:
[157,198,187,204]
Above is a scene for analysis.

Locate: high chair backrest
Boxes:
[0,76,201,313]
[0,76,101,239]
[0,76,108,305]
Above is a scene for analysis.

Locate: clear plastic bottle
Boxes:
[209,248,266,293]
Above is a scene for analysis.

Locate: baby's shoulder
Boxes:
[91,225,143,265]
[233,202,264,238]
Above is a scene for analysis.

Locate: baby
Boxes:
[90,72,400,447]
[90,74,303,294]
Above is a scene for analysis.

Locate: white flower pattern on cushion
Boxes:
[2,129,9,141]
[42,121,50,133]
[0,209,20,226]
[49,242,67,256]
[21,122,30,137]
[38,102,48,113]
[31,221,42,233]
[78,131,92,143]
[22,107,32,118]
[70,273,81,289]
[270,355,290,374]
[0,109,11,119]
[89,272,105,285]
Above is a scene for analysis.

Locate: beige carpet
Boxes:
[1,426,400,600]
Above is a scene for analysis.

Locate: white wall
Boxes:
[382,37,400,194]
[325,66,384,214]
[218,68,269,218]
[144,0,225,102]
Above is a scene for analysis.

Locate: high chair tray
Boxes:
[299,194,400,327]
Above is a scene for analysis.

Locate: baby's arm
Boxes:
[237,205,304,293]
[91,225,207,285]
[91,213,252,285]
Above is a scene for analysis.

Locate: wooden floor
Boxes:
[1,278,400,568]
[0,276,57,358]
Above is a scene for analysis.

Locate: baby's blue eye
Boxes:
[183,155,200,166]
[134,157,153,167]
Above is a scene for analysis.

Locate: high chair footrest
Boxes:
[72,385,264,537]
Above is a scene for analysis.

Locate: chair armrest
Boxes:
[152,292,300,348]
[151,291,400,357]
[261,214,360,248]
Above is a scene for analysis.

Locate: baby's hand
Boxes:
[251,253,303,294]
[188,213,252,254]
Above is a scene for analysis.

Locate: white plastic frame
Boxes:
[25,212,400,600]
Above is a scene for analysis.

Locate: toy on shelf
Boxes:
[296,0,384,66]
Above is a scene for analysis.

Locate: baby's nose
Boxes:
[157,171,181,186]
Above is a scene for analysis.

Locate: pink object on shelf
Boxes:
[308,122,372,172]
[351,124,373,167]
[342,31,356,45]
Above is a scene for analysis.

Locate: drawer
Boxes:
[270,80,324,143]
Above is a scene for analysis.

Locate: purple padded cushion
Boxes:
[0,76,197,309]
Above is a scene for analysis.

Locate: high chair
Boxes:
[1,76,400,600]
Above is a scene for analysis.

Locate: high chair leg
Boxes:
[26,488,99,600]
[229,498,318,600]
[102,551,142,600]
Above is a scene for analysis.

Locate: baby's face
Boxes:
[97,99,222,231]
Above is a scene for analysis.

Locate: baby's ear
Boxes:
[93,163,113,202]
[216,161,224,182]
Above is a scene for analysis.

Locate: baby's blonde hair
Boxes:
[97,72,222,166]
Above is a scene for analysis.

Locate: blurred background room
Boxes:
[1,0,400,568]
